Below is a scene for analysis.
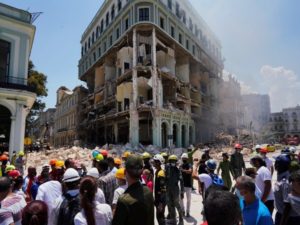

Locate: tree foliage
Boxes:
[26,61,48,126]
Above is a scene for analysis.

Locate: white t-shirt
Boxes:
[74,202,112,225]
[255,166,274,201]
[36,180,62,225]
[112,184,128,205]
[198,174,212,191]
[264,157,273,173]
[95,188,106,204]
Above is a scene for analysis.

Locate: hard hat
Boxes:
[92,150,99,159]
[181,153,188,159]
[122,151,131,158]
[260,147,268,154]
[142,152,151,159]
[49,159,57,166]
[5,165,15,173]
[8,170,21,179]
[101,149,108,156]
[18,151,25,157]
[234,143,242,149]
[255,145,261,150]
[161,152,168,157]
[114,158,122,165]
[168,155,178,161]
[55,160,65,168]
[115,168,126,180]
[62,168,80,183]
[205,159,217,170]
[87,167,100,179]
[275,154,291,166]
[281,148,291,155]
[153,154,165,164]
[95,153,104,162]
[0,155,8,161]
[290,147,296,153]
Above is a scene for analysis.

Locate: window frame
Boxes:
[138,6,150,22]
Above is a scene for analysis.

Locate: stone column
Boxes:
[152,28,158,108]
[129,28,139,147]
[9,116,16,158]
[14,103,26,153]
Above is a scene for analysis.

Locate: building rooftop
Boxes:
[0,3,32,24]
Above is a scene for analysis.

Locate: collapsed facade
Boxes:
[78,0,223,147]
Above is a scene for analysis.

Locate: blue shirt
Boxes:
[240,198,273,225]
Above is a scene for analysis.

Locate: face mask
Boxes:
[170,163,176,167]
[182,160,187,164]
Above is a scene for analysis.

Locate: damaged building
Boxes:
[78,0,223,147]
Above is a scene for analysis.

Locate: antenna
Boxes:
[30,12,43,24]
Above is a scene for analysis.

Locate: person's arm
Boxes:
[179,170,184,199]
[280,203,291,225]
[261,180,271,202]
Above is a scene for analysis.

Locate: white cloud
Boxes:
[260,65,300,111]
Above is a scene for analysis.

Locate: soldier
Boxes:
[230,143,245,179]
[165,155,184,225]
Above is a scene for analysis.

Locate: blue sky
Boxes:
[2,0,300,112]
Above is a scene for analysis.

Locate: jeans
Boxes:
[180,187,192,213]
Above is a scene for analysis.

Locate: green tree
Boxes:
[26,61,48,130]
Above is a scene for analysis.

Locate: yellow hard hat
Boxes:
[122,151,131,158]
[18,151,25,157]
[115,168,126,180]
[168,154,178,161]
[95,153,104,162]
[5,165,15,173]
[114,158,122,165]
[161,152,168,157]
[142,152,151,159]
[55,160,65,168]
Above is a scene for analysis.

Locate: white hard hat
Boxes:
[153,154,165,164]
[62,168,80,183]
[87,167,100,179]
[255,144,261,150]
[290,146,296,153]
[181,153,188,159]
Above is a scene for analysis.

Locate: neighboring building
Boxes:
[269,105,300,144]
[0,3,36,155]
[219,74,243,135]
[30,108,56,145]
[242,94,271,133]
[78,0,223,147]
[53,86,88,147]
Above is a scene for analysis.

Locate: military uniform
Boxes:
[165,163,184,224]
[230,152,245,179]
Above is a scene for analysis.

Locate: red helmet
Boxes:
[8,170,21,179]
[101,149,108,156]
[234,143,242,149]
[259,147,268,154]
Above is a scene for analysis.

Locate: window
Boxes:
[186,39,189,50]
[116,28,120,39]
[104,42,107,51]
[0,39,11,78]
[81,46,84,57]
[171,26,175,38]
[189,18,193,31]
[111,4,115,20]
[182,11,186,24]
[93,52,96,61]
[125,18,129,30]
[110,35,113,46]
[168,0,172,9]
[96,26,100,38]
[106,12,109,26]
[192,45,195,55]
[179,33,182,44]
[98,47,101,57]
[160,17,165,29]
[100,20,104,33]
[118,0,122,11]
[88,37,91,48]
[92,32,95,44]
[139,8,150,21]
[84,42,87,53]
[176,2,180,17]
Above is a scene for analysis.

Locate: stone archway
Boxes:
[0,105,12,152]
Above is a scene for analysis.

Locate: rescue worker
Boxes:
[180,153,192,217]
[15,151,25,175]
[260,147,274,176]
[153,154,167,225]
[201,147,211,162]
[165,155,184,225]
[230,143,245,179]
[143,152,154,175]
[161,152,169,166]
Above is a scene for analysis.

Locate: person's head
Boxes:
[18,151,25,158]
[0,177,12,201]
[222,153,229,161]
[22,200,48,225]
[49,159,57,170]
[204,147,210,154]
[106,157,115,170]
[153,154,164,169]
[245,168,257,179]
[125,155,143,183]
[204,190,241,225]
[79,176,97,225]
[259,147,268,159]
[27,166,37,178]
[122,151,131,162]
[161,152,168,164]
[236,176,256,203]
[114,158,122,169]
[65,158,75,169]
[250,155,266,168]
[275,154,291,174]
[142,169,152,182]
[142,152,151,164]
[254,144,261,153]
[290,170,300,197]
[101,149,108,159]
[41,165,50,178]
[115,168,126,186]
[205,159,217,173]
[181,153,188,163]
[234,143,242,152]
[97,159,109,173]
[13,175,24,191]
[168,155,178,166]
[62,168,81,191]
[86,167,100,180]
[204,185,229,202]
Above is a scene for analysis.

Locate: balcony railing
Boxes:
[0,76,35,92]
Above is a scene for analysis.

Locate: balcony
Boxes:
[0,76,35,92]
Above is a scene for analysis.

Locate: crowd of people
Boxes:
[0,144,299,225]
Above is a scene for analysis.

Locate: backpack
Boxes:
[57,193,81,225]
[209,173,224,186]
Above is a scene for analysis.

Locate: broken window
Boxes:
[139,7,150,21]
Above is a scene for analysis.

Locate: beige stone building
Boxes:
[53,86,88,147]
[78,0,223,147]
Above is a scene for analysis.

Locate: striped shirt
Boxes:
[0,208,13,225]
[0,193,26,225]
